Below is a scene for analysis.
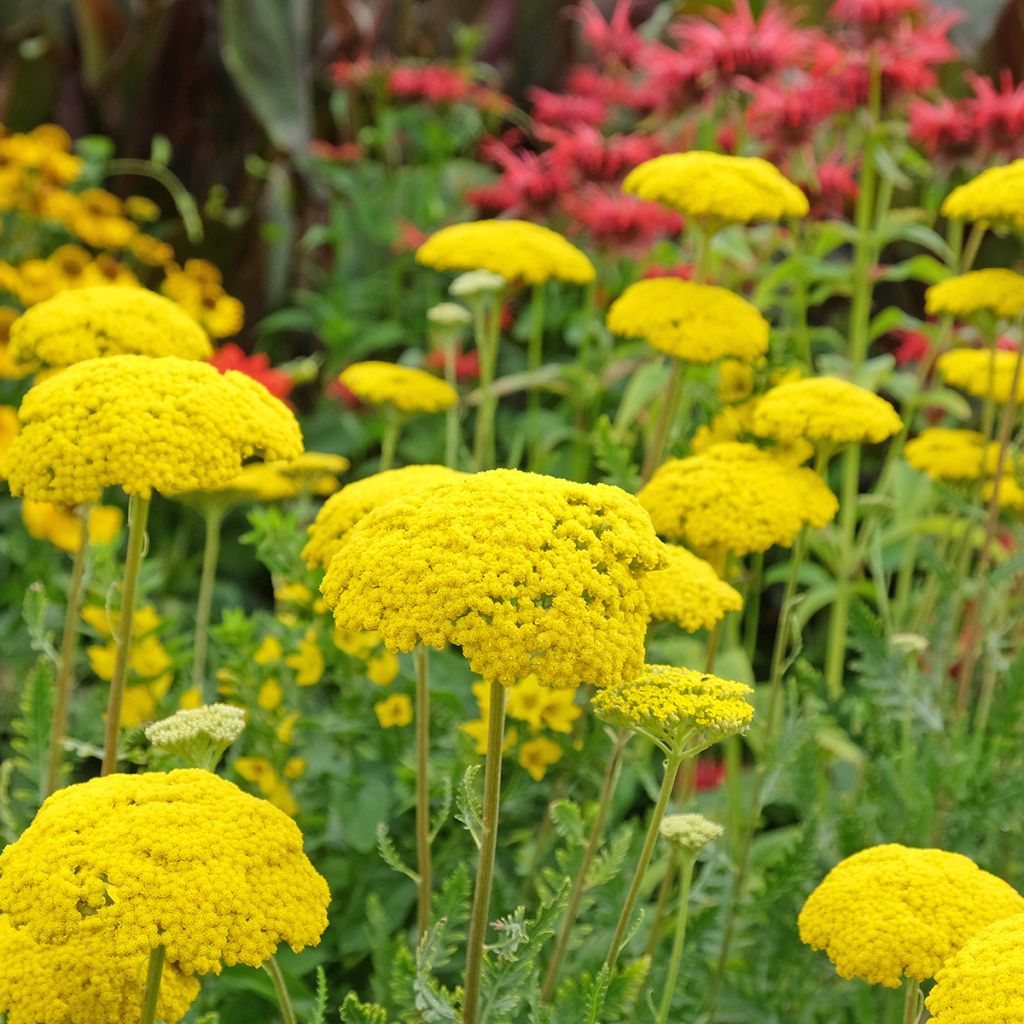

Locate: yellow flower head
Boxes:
[286,628,325,686]
[638,442,838,556]
[622,151,809,222]
[644,542,743,632]
[276,451,350,496]
[984,471,1024,509]
[941,160,1024,225]
[518,736,563,781]
[606,279,769,363]
[752,377,902,446]
[905,428,996,482]
[798,844,1024,988]
[0,769,330,975]
[9,286,211,370]
[926,269,1024,320]
[938,347,1024,405]
[927,912,1024,1023]
[339,361,459,414]
[304,464,465,570]
[417,219,596,285]
[21,500,123,552]
[0,916,199,1024]
[718,359,756,403]
[3,354,303,504]
[506,673,583,733]
[692,402,815,466]
[375,693,414,727]
[591,663,754,756]
[321,469,662,688]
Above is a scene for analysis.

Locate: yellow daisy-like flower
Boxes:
[321,469,662,689]
[0,769,329,975]
[983,472,1024,509]
[9,286,212,370]
[21,501,123,552]
[752,377,902,446]
[905,428,996,482]
[638,442,838,556]
[937,347,1024,405]
[925,269,1024,320]
[927,912,1024,1023]
[606,278,769,363]
[941,160,1024,226]
[0,916,199,1024]
[644,542,743,632]
[3,354,303,504]
[375,693,414,728]
[304,464,466,570]
[518,736,563,781]
[506,674,583,733]
[623,151,809,223]
[416,219,596,284]
[339,361,459,414]
[591,663,754,757]
[798,844,1024,989]
[286,628,325,686]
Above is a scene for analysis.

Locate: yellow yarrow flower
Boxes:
[938,347,1024,405]
[638,442,838,556]
[606,278,769,363]
[0,916,199,1024]
[691,402,814,467]
[925,269,1024,320]
[304,464,465,570]
[752,376,902,446]
[506,674,583,733]
[339,361,459,414]
[983,472,1024,509]
[623,151,809,222]
[644,543,743,632]
[21,500,123,551]
[941,160,1024,226]
[905,428,996,482]
[798,844,1024,989]
[718,359,756,403]
[591,663,754,757]
[9,286,211,370]
[320,469,662,688]
[3,354,303,504]
[416,219,596,284]
[375,693,414,727]
[518,736,563,781]
[0,769,329,974]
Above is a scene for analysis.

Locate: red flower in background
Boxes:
[695,759,726,791]
[965,71,1024,157]
[563,186,683,252]
[643,262,696,280]
[908,96,975,160]
[540,124,664,182]
[310,140,365,163]
[831,0,929,34]
[745,78,843,149]
[387,65,472,103]
[330,56,375,88]
[569,0,646,66]
[393,220,429,254]
[891,328,932,366]
[528,87,609,128]
[210,344,293,403]
[425,347,481,383]
[801,154,859,219]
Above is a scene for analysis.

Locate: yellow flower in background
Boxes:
[692,403,814,467]
[286,629,325,686]
[179,686,203,710]
[752,377,902,447]
[367,649,399,686]
[462,682,518,754]
[83,603,161,640]
[644,543,744,632]
[235,756,298,815]
[0,406,19,470]
[0,308,29,380]
[926,269,1024,320]
[4,354,304,505]
[416,219,596,284]
[374,694,413,728]
[623,151,809,222]
[258,678,283,710]
[339,361,459,415]
[276,712,299,743]
[160,260,245,338]
[518,736,563,781]
[606,278,769,363]
[333,628,382,659]
[275,451,349,497]
[118,674,173,727]
[905,428,996,482]
[21,501,123,552]
[284,757,307,779]
[937,347,1024,405]
[506,675,582,734]
[941,160,1024,226]
[255,635,283,664]
[718,359,756,403]
[983,472,1024,509]
[276,583,314,607]
[799,844,1024,988]
[124,195,160,221]
[63,187,136,249]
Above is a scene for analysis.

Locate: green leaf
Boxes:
[338,993,390,1024]
[376,822,419,883]
[307,967,328,1024]
[549,800,585,846]
[456,765,483,849]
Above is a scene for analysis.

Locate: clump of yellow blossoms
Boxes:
[985,472,1024,509]
[937,347,1024,405]
[941,160,1024,225]
[0,916,199,1024]
[22,500,122,552]
[161,259,245,338]
[339,361,459,414]
[752,377,902,446]
[644,543,743,632]
[0,404,19,463]
[692,401,814,467]
[374,693,414,728]
[321,469,662,688]
[417,219,596,284]
[798,844,1024,988]
[639,443,838,556]
[623,151,809,222]
[925,269,1024,320]
[905,428,996,482]
[606,279,769,363]
[592,664,754,757]
[3,354,303,504]
[927,912,1024,1023]
[304,464,465,570]
[0,769,330,974]
[234,756,302,816]
[9,286,212,369]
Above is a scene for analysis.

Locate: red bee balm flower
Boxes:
[209,344,293,403]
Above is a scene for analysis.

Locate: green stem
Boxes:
[192,505,224,700]
[138,946,165,1024]
[264,954,298,1024]
[105,158,203,243]
[444,342,460,469]
[642,847,678,962]
[472,292,504,471]
[641,359,686,484]
[541,729,629,1001]
[101,494,150,776]
[604,754,681,969]
[462,680,508,1024]
[656,856,695,1024]
[44,505,91,798]
[379,409,402,471]
[414,644,432,938]
[527,282,546,469]
[901,976,922,1024]
[742,551,764,668]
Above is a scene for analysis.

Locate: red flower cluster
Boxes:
[424,347,481,383]
[209,344,294,404]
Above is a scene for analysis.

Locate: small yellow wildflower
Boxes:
[284,757,307,779]
[518,736,563,781]
[375,693,414,728]
[21,501,123,552]
[179,686,203,710]
[254,635,283,665]
[276,711,300,743]
[258,678,283,710]
[338,361,459,414]
[286,629,325,686]
[367,649,400,686]
[276,583,314,606]
[462,682,518,754]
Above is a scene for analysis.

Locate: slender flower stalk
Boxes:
[101,494,151,776]
[444,343,460,468]
[44,503,92,797]
[902,976,923,1024]
[264,954,298,1024]
[526,282,546,469]
[470,288,505,471]
[656,856,695,1024]
[139,946,166,1024]
[192,504,224,700]
[379,408,403,471]
[414,644,433,938]
[462,680,508,1024]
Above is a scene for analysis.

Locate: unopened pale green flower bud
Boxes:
[428,302,472,328]
[146,703,246,770]
[450,269,505,299]
[659,813,723,857]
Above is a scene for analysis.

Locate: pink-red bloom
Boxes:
[569,0,646,65]
[209,344,293,403]
[424,347,480,383]
[563,186,683,252]
[527,87,609,128]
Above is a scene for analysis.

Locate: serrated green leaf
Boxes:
[375,821,419,883]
